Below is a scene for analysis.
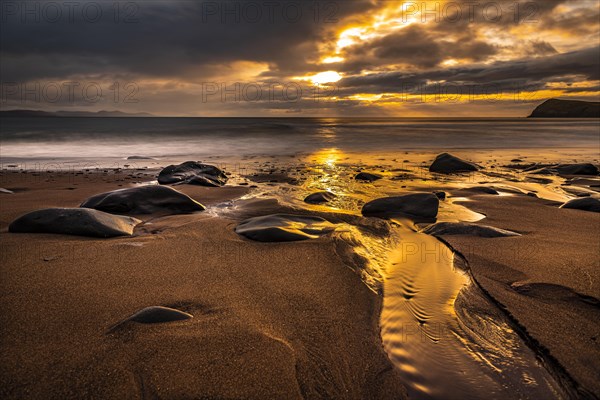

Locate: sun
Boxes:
[310,71,342,85]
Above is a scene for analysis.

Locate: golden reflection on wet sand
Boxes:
[232,148,576,399]
[211,147,590,399]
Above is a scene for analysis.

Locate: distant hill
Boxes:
[529,99,600,118]
[0,109,153,118]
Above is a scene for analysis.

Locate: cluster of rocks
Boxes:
[9,161,223,238]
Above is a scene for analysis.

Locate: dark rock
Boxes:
[555,164,599,176]
[362,193,439,220]
[560,197,600,213]
[304,191,336,204]
[423,222,520,238]
[81,185,205,215]
[235,214,336,242]
[429,153,479,174]
[511,158,524,162]
[127,156,154,160]
[158,161,227,187]
[9,208,140,237]
[355,172,382,182]
[434,191,447,200]
[528,99,600,118]
[527,192,539,198]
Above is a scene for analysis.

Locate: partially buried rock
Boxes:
[81,185,205,215]
[362,193,439,220]
[127,155,154,160]
[458,186,499,195]
[158,161,227,186]
[355,172,382,182]
[108,306,193,332]
[429,153,479,174]
[9,208,140,237]
[125,306,193,324]
[235,214,336,242]
[560,197,600,213]
[304,191,336,204]
[423,222,520,238]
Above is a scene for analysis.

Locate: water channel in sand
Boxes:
[151,148,581,399]
[380,221,565,399]
[223,150,576,399]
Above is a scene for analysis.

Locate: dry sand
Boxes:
[0,171,406,399]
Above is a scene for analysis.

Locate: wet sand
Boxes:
[0,171,406,399]
[438,193,600,397]
[1,150,599,399]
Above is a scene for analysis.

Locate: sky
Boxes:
[1,0,599,116]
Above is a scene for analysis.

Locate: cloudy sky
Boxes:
[1,0,599,116]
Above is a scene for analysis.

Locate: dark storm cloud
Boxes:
[337,24,498,72]
[0,0,376,81]
[337,45,600,95]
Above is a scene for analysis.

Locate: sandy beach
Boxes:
[3,0,600,396]
[0,169,406,399]
[1,147,599,399]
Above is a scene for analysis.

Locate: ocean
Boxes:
[1,117,599,163]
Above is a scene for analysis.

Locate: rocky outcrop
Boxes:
[528,99,600,118]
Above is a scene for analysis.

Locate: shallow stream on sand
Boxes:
[219,151,582,399]
[380,221,565,399]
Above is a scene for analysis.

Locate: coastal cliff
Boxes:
[529,99,600,118]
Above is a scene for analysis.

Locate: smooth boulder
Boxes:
[362,193,439,220]
[81,185,205,215]
[555,164,599,176]
[304,191,336,204]
[429,153,479,174]
[9,208,140,237]
[423,222,520,238]
[235,214,336,242]
[158,161,227,187]
[560,197,600,213]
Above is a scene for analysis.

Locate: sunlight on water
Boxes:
[380,223,564,399]
[215,148,573,399]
